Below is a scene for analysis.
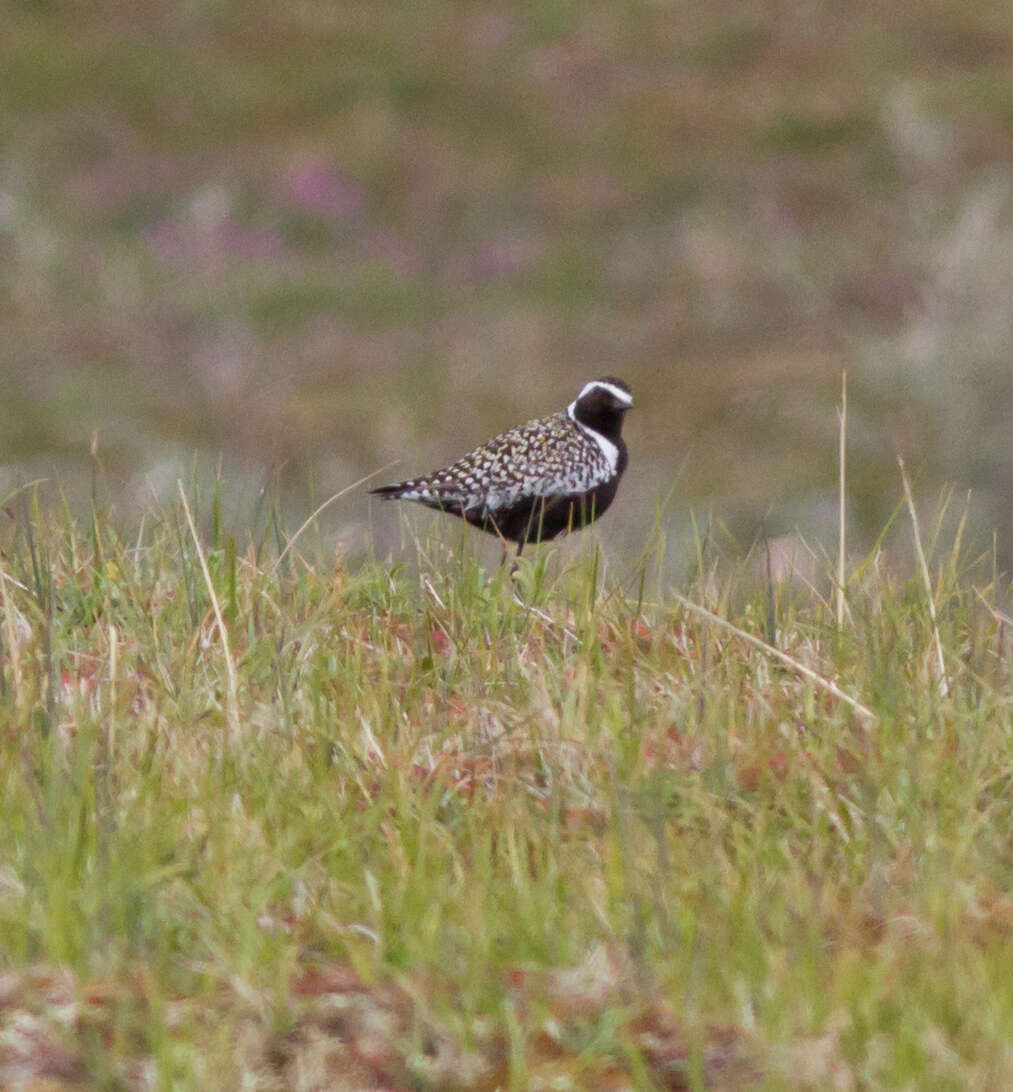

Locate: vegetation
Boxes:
[2,6,1012,1084]
[0,475,1010,1089]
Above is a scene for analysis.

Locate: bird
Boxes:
[370,377,633,556]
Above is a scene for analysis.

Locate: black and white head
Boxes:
[567,377,634,442]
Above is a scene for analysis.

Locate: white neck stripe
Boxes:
[565,412,620,473]
[564,380,629,474]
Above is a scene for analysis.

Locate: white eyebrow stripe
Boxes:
[575,380,633,407]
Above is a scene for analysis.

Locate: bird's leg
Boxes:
[489,516,511,568]
[499,539,524,578]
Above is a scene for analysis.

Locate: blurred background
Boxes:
[2,1,1012,568]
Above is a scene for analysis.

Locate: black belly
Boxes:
[467,479,620,545]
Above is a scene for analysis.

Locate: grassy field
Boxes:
[0,473,1011,1090]
[3,6,1013,1086]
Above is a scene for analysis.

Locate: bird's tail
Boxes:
[369,478,429,500]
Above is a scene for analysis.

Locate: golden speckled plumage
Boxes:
[372,378,633,550]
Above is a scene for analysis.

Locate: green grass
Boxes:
[0,479,1011,1089]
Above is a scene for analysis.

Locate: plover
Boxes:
[371,377,633,555]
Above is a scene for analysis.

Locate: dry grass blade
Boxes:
[836,370,848,629]
[670,591,878,723]
[0,559,24,702]
[107,622,118,754]
[0,570,31,593]
[178,480,241,744]
[898,456,950,698]
[273,463,400,573]
[974,588,1013,628]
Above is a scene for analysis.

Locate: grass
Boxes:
[0,473,1011,1089]
[1,5,1011,1083]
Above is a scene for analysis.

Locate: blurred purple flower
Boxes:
[448,233,542,283]
[144,217,283,265]
[470,239,525,280]
[360,228,423,278]
[279,163,364,218]
[71,164,137,210]
[144,218,186,261]
[70,158,178,213]
[225,227,284,259]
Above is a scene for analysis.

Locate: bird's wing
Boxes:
[371,413,612,510]
[424,414,560,499]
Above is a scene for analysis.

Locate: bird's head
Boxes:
[568,377,634,438]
